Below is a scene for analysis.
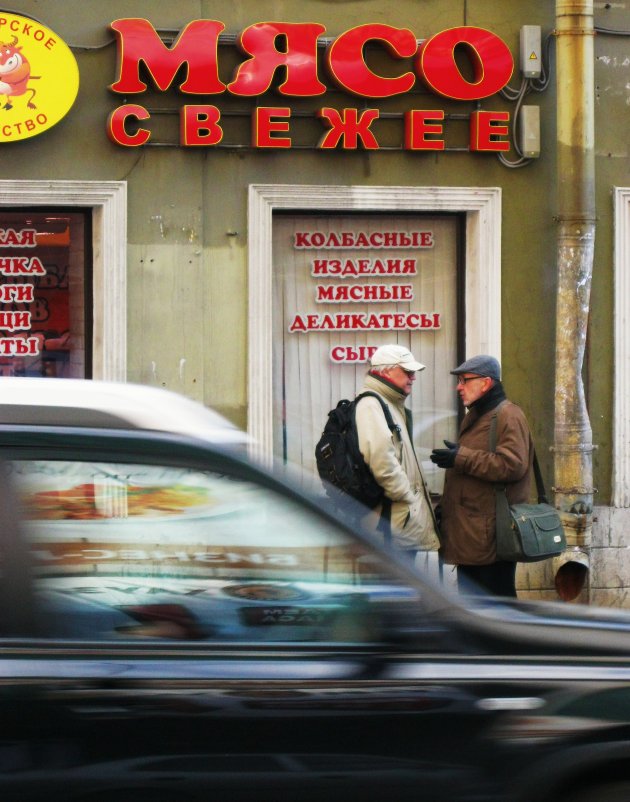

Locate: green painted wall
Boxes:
[1,1,620,505]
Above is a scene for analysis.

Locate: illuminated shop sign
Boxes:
[0,13,79,142]
[107,19,514,151]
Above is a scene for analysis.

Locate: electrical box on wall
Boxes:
[520,25,542,78]
[518,105,540,158]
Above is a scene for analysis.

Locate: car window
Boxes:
[7,459,428,644]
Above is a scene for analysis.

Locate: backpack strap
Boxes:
[354,391,401,439]
[354,391,401,543]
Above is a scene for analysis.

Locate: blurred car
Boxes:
[1,381,630,801]
[0,376,251,449]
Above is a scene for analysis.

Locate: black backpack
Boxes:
[315,391,401,508]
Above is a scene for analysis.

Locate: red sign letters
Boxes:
[107,19,515,151]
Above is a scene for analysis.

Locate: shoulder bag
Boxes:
[490,407,566,563]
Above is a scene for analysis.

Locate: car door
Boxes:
[0,428,521,802]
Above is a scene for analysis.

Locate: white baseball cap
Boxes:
[370,344,425,372]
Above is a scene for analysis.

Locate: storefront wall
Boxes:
[2,0,629,604]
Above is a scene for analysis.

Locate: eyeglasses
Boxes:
[457,375,484,385]
[400,367,416,377]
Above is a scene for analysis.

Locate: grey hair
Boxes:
[370,364,397,375]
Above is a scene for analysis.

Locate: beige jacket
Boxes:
[354,374,440,552]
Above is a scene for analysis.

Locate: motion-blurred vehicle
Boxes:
[0,376,250,449]
[1,379,630,801]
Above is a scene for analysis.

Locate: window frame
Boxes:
[0,181,126,382]
[248,184,502,463]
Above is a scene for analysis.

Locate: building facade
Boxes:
[1,0,629,604]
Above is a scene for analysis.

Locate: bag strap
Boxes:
[354,391,400,542]
[489,402,548,504]
[354,391,401,438]
[487,403,511,539]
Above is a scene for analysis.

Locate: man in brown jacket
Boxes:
[355,344,441,562]
[430,355,534,597]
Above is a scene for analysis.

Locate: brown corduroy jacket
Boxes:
[440,398,534,566]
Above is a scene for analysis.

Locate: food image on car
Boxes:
[22,481,213,519]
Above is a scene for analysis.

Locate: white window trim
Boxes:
[248,184,502,460]
[614,187,630,506]
[0,180,126,381]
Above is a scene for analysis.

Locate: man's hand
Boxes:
[430,440,459,469]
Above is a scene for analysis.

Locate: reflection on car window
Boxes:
[10,460,422,644]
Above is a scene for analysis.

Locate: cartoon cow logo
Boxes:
[0,14,79,142]
[0,35,40,111]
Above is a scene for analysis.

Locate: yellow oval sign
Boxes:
[0,13,79,142]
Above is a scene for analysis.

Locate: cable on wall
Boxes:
[497,30,553,168]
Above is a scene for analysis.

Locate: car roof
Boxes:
[0,377,251,447]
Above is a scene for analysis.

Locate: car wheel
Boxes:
[567,781,630,802]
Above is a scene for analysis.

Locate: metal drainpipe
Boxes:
[552,0,595,600]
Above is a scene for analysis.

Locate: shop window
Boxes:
[271,212,462,495]
[0,210,91,378]
[249,185,502,477]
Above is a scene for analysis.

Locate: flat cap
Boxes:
[450,354,501,381]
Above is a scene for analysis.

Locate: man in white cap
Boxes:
[354,343,441,560]
[430,354,534,597]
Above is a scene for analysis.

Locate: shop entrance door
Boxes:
[272,213,461,496]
